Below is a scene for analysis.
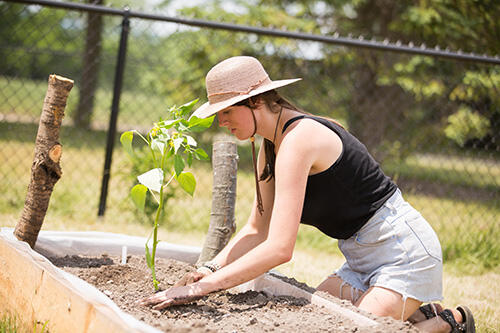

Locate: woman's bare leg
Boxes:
[318,276,467,333]
[316,274,363,304]
[355,286,422,321]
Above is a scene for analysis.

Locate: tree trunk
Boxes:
[74,0,103,129]
[14,74,74,248]
[197,141,238,265]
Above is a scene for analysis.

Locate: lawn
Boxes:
[1,75,499,331]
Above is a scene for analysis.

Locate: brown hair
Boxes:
[236,90,343,182]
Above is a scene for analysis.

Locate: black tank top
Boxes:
[282,115,397,239]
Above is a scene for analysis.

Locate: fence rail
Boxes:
[7,0,500,65]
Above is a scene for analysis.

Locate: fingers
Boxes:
[152,299,173,310]
[173,275,189,287]
[137,291,166,306]
[173,272,205,287]
[140,293,203,310]
[137,284,205,310]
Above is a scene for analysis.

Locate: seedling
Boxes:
[120,99,214,290]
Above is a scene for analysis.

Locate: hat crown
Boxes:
[206,56,271,104]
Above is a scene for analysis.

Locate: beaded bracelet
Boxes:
[196,261,221,274]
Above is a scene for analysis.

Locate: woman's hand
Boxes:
[138,283,206,310]
[173,271,206,287]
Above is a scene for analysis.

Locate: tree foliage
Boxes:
[1,0,498,152]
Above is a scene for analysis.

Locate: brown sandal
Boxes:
[438,306,476,333]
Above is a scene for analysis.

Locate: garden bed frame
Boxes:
[0,228,378,332]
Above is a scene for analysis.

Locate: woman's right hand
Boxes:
[173,271,207,287]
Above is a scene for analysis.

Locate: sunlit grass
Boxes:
[0,76,171,129]
[408,194,500,272]
[0,312,49,333]
[0,314,18,333]
[384,152,500,190]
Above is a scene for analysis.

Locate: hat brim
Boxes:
[191,78,302,119]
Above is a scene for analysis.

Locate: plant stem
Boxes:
[150,184,163,290]
[149,146,170,290]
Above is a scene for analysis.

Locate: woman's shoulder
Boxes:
[284,116,341,145]
[280,116,343,174]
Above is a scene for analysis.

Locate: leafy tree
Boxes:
[168,0,500,154]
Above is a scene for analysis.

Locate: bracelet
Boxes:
[196,266,213,274]
[197,261,221,274]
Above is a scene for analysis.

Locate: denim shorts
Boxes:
[334,189,443,302]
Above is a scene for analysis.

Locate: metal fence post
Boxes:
[98,8,130,216]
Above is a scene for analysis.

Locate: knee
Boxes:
[316,274,362,304]
[356,288,421,321]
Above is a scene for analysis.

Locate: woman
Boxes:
[140,56,475,333]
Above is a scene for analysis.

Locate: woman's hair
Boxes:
[235,90,343,182]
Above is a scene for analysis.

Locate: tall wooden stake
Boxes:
[14,74,74,248]
[197,141,238,265]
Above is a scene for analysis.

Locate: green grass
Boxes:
[0,76,172,129]
[0,314,18,333]
[1,75,499,332]
[0,313,48,333]
[384,152,500,192]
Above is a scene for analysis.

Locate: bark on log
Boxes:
[197,141,238,265]
[14,74,74,248]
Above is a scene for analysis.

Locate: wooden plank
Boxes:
[0,233,158,333]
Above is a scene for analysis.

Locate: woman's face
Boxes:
[217,105,255,140]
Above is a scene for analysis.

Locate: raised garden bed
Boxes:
[0,229,418,332]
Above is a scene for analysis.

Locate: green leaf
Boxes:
[186,152,193,166]
[178,99,199,117]
[177,171,196,196]
[137,168,164,192]
[120,131,134,157]
[151,139,165,154]
[130,184,148,211]
[174,154,185,176]
[173,137,184,153]
[166,147,174,158]
[188,115,215,132]
[194,148,209,161]
[178,121,189,132]
[185,135,197,147]
[160,119,181,129]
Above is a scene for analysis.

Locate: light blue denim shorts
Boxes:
[335,189,443,302]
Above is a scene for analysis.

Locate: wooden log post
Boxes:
[197,141,238,265]
[14,75,74,248]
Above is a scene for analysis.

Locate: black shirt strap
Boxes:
[282,115,307,134]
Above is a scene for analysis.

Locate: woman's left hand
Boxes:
[138,284,206,310]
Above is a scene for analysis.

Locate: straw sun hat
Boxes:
[191,56,301,119]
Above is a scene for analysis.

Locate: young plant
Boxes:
[120,99,214,290]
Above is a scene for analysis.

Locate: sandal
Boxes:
[438,306,476,333]
[419,303,439,320]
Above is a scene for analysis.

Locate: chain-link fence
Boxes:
[1,0,499,269]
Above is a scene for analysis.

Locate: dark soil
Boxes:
[49,254,419,333]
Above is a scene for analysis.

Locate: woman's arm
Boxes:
[198,126,317,290]
[209,140,276,267]
[140,126,321,309]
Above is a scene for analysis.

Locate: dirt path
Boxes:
[50,254,418,333]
